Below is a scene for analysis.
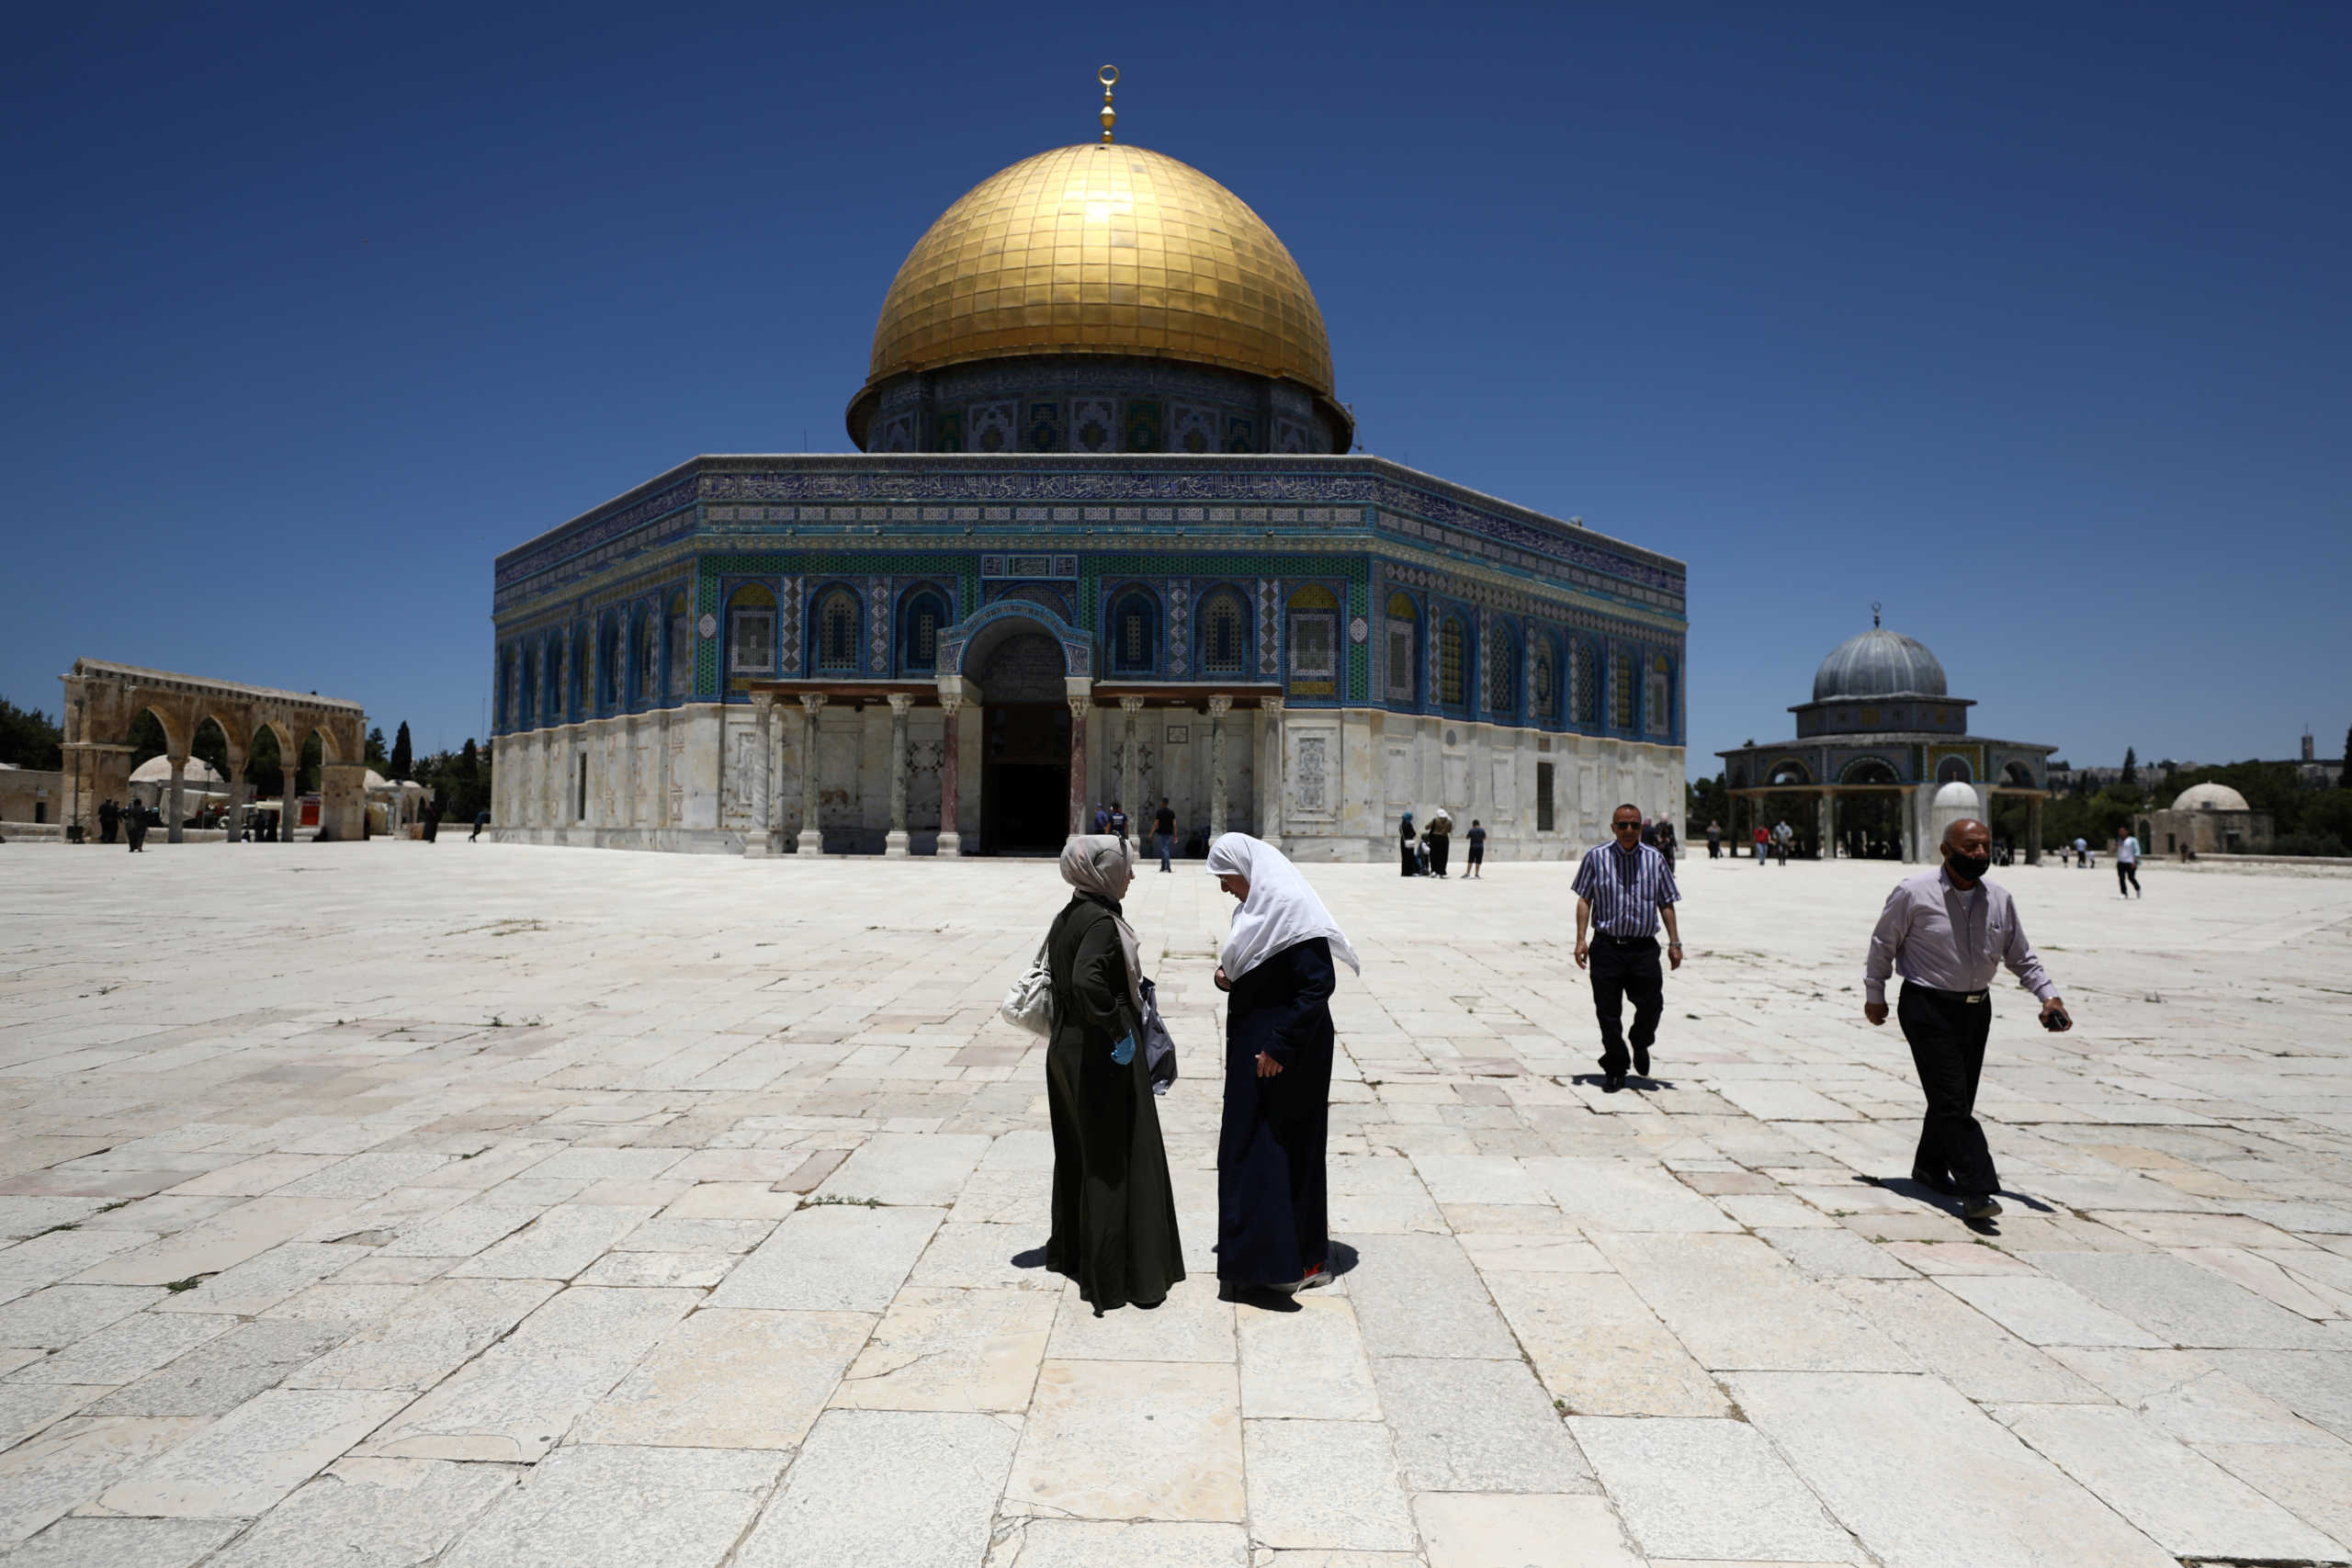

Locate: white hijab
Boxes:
[1207,832,1362,982]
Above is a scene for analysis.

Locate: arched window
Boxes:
[815,587,860,672]
[1384,591,1418,704]
[544,637,563,721]
[727,584,776,675]
[1201,591,1249,675]
[571,626,589,714]
[518,649,537,728]
[899,588,950,673]
[667,592,690,699]
[1437,614,1468,707]
[635,614,658,706]
[1532,638,1558,723]
[1109,590,1157,675]
[1483,618,1516,716]
[598,616,623,710]
[1646,654,1672,738]
[1611,649,1634,731]
[1287,584,1338,694]
[498,648,514,729]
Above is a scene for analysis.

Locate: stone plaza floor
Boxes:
[1,841,2349,1567]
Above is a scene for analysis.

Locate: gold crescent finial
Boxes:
[1099,64,1118,143]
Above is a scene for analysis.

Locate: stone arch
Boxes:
[1766,757,1814,787]
[1840,755,1901,785]
[944,602,1092,683]
[1936,754,1974,784]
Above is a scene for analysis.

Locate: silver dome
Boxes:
[1812,626,1948,702]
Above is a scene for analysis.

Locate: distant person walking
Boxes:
[1573,804,1684,1092]
[1753,823,1770,864]
[98,798,120,844]
[1044,835,1184,1314]
[1397,813,1419,877]
[2073,836,2088,868]
[1107,801,1129,846]
[2115,829,2141,897]
[422,803,441,843]
[1153,798,1177,872]
[1774,819,1793,865]
[470,807,489,841]
[1464,819,1487,877]
[1209,832,1361,1297]
[1706,820,1722,859]
[125,801,151,852]
[1426,813,1452,878]
[1864,818,2071,1222]
[1657,818,1679,861]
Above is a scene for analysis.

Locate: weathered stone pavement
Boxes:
[1,842,2349,1567]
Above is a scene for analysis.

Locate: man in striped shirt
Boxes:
[1573,803,1684,1092]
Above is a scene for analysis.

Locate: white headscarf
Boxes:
[1206,833,1362,982]
[1059,834,1145,1016]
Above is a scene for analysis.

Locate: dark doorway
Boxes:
[1838,791,1905,860]
[983,705,1070,852]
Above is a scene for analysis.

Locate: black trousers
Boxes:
[2117,860,2140,896]
[1898,983,1999,1197]
[1589,936,1663,1074]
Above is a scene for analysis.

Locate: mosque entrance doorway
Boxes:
[973,631,1071,855]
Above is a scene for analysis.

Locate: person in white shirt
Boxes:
[2115,830,2141,897]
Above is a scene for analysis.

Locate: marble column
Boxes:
[936,695,964,857]
[165,754,187,843]
[1206,694,1232,843]
[1259,694,1284,849]
[797,694,826,854]
[2026,794,2044,866]
[1067,694,1091,839]
[745,694,775,856]
[1118,697,1143,849]
[885,693,912,857]
[1815,789,1835,863]
[653,710,671,831]
[223,750,247,843]
[281,745,300,842]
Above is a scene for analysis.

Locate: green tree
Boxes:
[390,722,413,781]
[2120,747,2137,787]
[364,727,388,769]
[2341,726,2351,791]
[0,697,62,770]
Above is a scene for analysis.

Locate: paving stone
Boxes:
[1046,1272,1233,1362]
[906,1220,1061,1291]
[1569,1416,1856,1562]
[2030,1247,2340,1348]
[0,1286,164,1349]
[813,1132,992,1205]
[1413,1493,1645,1568]
[2200,1438,2352,1555]
[439,1442,783,1568]
[2209,1348,2352,1441]
[369,1204,537,1258]
[4,1312,233,1386]
[88,1321,345,1416]
[1484,1269,1729,1416]
[1243,1419,1415,1551]
[71,1199,353,1287]
[150,1243,361,1316]
[581,1306,871,1445]
[2001,1402,2342,1562]
[1335,1233,1517,1359]
[1594,1231,1912,1371]
[1759,1225,1914,1278]
[1934,1275,2166,1348]
[94,1389,407,1518]
[0,1230,164,1302]
[1730,1371,2177,1568]
[357,1285,695,1461]
[1371,1356,1592,1492]
[1239,1294,1380,1420]
[982,1519,1248,1567]
[1830,1279,2107,1402]
[442,1203,657,1280]
[833,1287,1051,1413]
[206,1457,522,1568]
[286,1278,556,1391]
[0,1516,239,1567]
[1523,1157,1739,1232]
[739,1408,1015,1568]
[1006,1359,1243,1522]
[705,1203,944,1312]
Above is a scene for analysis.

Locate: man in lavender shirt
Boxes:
[1864,818,2071,1221]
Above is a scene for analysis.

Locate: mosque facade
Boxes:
[488,83,1687,858]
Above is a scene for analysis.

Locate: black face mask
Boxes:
[1945,849,1992,883]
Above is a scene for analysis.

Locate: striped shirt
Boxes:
[1572,840,1681,937]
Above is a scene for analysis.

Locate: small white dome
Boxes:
[364,770,390,790]
[2172,782,2250,813]
[1932,780,1980,808]
[128,756,223,785]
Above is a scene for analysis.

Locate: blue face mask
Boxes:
[1111,1033,1136,1066]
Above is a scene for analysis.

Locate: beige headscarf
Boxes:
[1059,835,1146,1018]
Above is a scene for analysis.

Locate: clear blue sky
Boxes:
[5,3,2346,772]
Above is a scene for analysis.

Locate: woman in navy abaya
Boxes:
[1208,833,1362,1295]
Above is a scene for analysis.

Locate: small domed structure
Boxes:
[2171,782,2250,813]
[1812,627,1948,702]
[1929,779,1982,842]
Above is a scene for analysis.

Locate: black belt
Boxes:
[1905,982,1987,1004]
[1594,931,1658,945]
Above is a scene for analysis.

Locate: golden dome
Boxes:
[854,141,1340,431]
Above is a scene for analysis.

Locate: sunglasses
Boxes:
[1612,820,1642,831]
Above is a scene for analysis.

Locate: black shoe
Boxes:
[1633,1047,1650,1077]
[1602,1072,1625,1093]
[1909,1169,1961,1196]
[1962,1195,2003,1220]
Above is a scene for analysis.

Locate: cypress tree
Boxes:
[2120,747,2137,787]
[390,722,413,781]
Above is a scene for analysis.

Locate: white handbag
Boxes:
[1000,935,1056,1037]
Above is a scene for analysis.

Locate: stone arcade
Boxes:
[490,83,1687,857]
